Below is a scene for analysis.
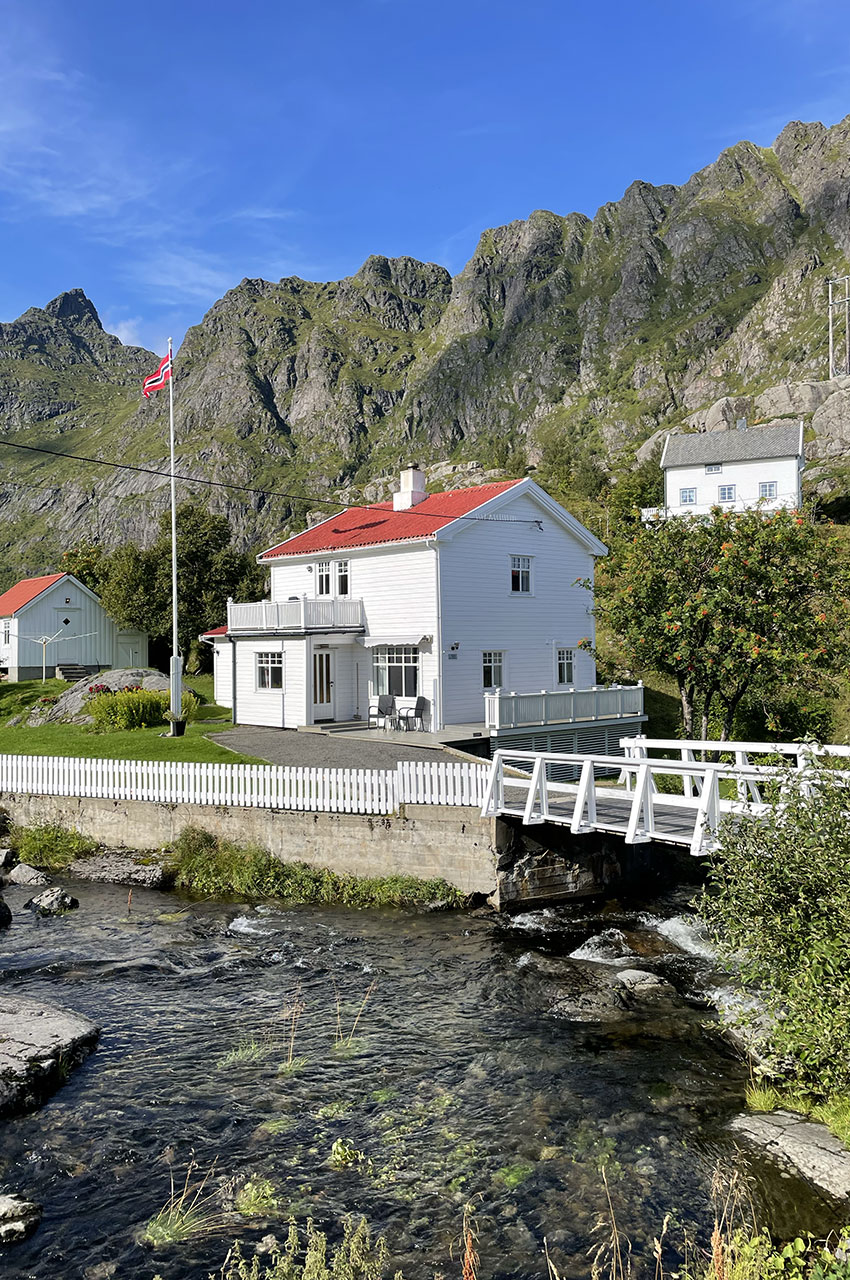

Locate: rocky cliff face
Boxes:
[1,115,849,580]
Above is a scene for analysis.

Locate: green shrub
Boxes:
[181,691,202,723]
[700,771,850,1095]
[89,687,168,730]
[10,823,99,870]
[169,826,465,908]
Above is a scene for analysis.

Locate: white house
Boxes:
[203,467,646,752]
[0,573,148,681]
[645,421,805,519]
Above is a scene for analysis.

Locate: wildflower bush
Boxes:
[700,770,850,1095]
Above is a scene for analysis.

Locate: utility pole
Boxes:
[827,274,850,378]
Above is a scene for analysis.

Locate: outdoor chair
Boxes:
[398,696,428,732]
[368,693,398,730]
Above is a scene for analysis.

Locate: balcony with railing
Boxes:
[484,683,644,731]
[227,597,365,633]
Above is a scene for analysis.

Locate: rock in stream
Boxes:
[0,996,100,1118]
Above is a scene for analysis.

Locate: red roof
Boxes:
[260,480,523,559]
[201,625,228,637]
[0,573,66,617]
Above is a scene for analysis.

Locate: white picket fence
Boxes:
[0,754,489,816]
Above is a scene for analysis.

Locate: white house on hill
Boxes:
[203,466,646,751]
[645,421,805,519]
[0,573,148,681]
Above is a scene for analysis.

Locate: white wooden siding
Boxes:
[664,455,801,515]
[4,577,149,677]
[213,641,233,707]
[438,491,597,724]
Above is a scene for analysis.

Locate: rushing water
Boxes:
[0,878,843,1280]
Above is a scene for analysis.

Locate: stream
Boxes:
[0,878,844,1280]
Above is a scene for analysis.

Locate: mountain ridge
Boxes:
[2,113,850,587]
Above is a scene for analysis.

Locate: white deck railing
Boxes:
[227,597,365,632]
[0,754,488,815]
[484,683,644,731]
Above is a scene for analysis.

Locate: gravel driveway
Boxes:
[208,726,449,768]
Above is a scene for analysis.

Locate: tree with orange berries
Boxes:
[588,505,850,740]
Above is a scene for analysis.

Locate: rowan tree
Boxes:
[589,506,850,740]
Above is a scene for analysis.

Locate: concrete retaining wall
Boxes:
[0,791,498,896]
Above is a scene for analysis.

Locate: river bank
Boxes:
[0,874,846,1278]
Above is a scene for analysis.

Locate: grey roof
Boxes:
[661,422,803,469]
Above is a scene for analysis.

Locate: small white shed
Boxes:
[0,573,148,681]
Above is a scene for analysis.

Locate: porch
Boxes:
[227,598,365,633]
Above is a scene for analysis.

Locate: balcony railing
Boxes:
[484,683,644,731]
[227,597,365,633]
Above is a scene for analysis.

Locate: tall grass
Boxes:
[169,826,465,907]
[140,1161,227,1247]
[10,822,99,870]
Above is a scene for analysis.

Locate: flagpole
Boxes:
[167,335,182,731]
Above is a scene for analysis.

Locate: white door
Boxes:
[118,640,140,667]
[312,650,335,721]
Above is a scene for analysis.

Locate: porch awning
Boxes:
[357,634,430,648]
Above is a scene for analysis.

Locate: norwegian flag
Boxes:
[142,352,172,398]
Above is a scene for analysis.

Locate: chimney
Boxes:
[393,464,428,511]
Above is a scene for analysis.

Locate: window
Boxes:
[718,484,736,503]
[482,650,504,689]
[759,481,778,500]
[335,560,349,597]
[510,555,532,594]
[557,647,574,686]
[680,488,697,505]
[705,464,722,474]
[373,645,418,696]
[316,561,332,596]
[256,651,283,689]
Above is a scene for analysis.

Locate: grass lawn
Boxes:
[0,675,264,764]
[0,720,266,764]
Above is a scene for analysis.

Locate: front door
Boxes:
[312,649,335,722]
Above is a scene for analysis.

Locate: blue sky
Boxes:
[1,0,848,355]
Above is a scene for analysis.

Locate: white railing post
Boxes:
[624,763,653,844]
[300,595,308,630]
[571,759,597,834]
[523,756,548,824]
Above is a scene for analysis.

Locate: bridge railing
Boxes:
[619,736,850,801]
[481,746,850,856]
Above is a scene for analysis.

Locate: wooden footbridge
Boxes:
[481,736,850,856]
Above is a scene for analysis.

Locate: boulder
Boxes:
[0,1194,42,1245]
[0,995,100,1117]
[730,1110,850,1201]
[0,899,10,929]
[754,379,837,419]
[24,887,79,915]
[0,848,16,870]
[68,853,167,890]
[25,668,199,727]
[8,864,49,887]
[615,968,677,998]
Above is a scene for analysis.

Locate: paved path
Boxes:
[208,726,449,768]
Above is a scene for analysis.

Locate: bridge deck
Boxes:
[501,782,699,844]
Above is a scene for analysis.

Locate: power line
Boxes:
[0,438,535,526]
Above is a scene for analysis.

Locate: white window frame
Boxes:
[316,560,332,596]
[705,463,722,474]
[510,555,532,594]
[718,484,736,504]
[372,645,419,697]
[335,560,350,597]
[256,651,284,690]
[556,647,574,686]
[759,480,777,500]
[482,650,505,690]
[680,487,697,505]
